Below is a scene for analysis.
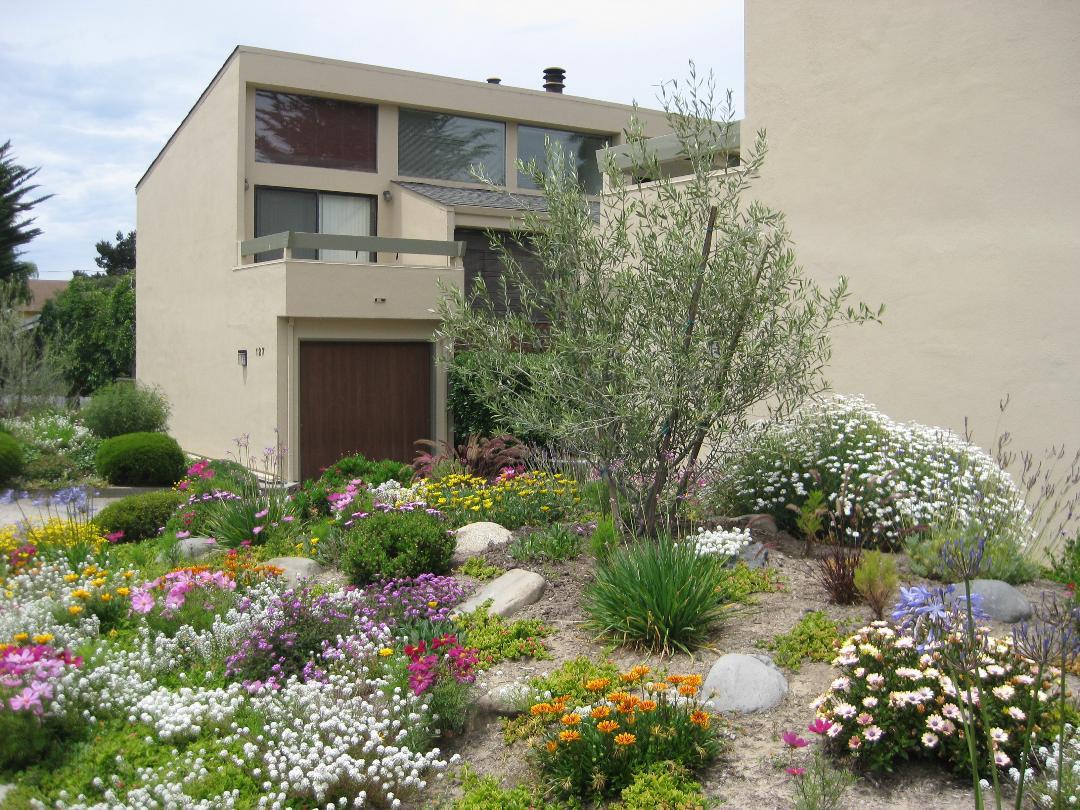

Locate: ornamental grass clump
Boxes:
[531,666,722,802]
[584,536,736,655]
[721,396,1031,551]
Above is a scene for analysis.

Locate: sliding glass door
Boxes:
[254,187,376,263]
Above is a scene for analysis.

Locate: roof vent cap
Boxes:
[543,67,566,93]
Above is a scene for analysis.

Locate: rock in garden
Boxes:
[736,541,769,569]
[175,537,217,561]
[734,514,779,536]
[265,556,329,588]
[0,786,11,803]
[958,579,1033,623]
[452,521,513,565]
[453,569,546,618]
[476,682,533,716]
[703,653,788,713]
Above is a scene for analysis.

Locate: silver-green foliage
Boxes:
[436,69,880,534]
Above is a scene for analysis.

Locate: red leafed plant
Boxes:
[412,434,529,481]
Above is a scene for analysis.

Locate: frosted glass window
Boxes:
[318,194,374,262]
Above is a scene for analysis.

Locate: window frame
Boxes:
[253,185,379,263]
[397,107,507,185]
[254,89,379,173]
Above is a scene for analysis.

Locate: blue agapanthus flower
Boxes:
[892,583,987,645]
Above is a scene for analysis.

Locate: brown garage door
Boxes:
[298,341,432,480]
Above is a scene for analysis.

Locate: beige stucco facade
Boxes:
[136,47,669,479]
[743,1,1080,459]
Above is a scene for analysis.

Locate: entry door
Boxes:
[298,341,432,480]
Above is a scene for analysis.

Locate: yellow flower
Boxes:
[596,720,620,733]
[12,632,29,643]
[68,605,83,615]
[614,733,636,746]
[100,593,112,602]
[427,600,438,609]
[378,647,394,657]
[115,587,130,597]
[32,633,54,644]
[71,589,91,600]
[558,729,582,743]
[122,571,134,579]
[91,578,106,588]
[63,573,79,583]
[545,740,558,753]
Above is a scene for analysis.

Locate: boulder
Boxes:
[959,579,1033,623]
[736,541,769,569]
[175,537,217,561]
[265,556,329,588]
[703,653,788,713]
[453,569,546,618]
[453,521,513,565]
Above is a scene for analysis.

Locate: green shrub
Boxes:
[906,518,1039,585]
[0,431,24,484]
[509,523,581,563]
[337,508,454,585]
[93,489,187,542]
[760,610,843,672]
[616,761,714,810]
[453,766,542,810]
[95,432,185,486]
[456,556,504,581]
[852,550,899,619]
[452,601,551,668]
[584,538,734,655]
[292,453,410,518]
[21,451,79,485]
[588,516,620,560]
[1049,530,1080,586]
[82,381,170,438]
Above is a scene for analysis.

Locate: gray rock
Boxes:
[735,514,779,535]
[453,569,547,618]
[476,682,533,716]
[452,521,513,565]
[265,556,329,588]
[958,579,1033,623]
[736,541,769,569]
[176,537,218,560]
[0,784,12,803]
[703,653,788,713]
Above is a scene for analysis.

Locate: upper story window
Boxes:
[517,126,610,195]
[254,186,376,263]
[398,108,505,185]
[255,90,377,172]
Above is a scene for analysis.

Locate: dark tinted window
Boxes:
[254,188,317,261]
[255,90,377,172]
[399,109,505,184]
[517,126,609,194]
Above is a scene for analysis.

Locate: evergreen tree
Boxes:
[94,230,136,275]
[0,141,52,295]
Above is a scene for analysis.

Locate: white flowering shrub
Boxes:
[719,396,1031,550]
[1012,724,1080,807]
[685,526,752,558]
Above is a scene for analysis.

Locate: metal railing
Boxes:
[238,231,467,265]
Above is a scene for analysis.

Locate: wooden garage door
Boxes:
[299,341,431,480]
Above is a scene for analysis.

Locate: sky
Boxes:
[2,0,744,278]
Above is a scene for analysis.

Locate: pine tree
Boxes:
[0,140,52,295]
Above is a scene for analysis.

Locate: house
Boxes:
[18,279,68,328]
[602,1,1080,463]
[136,47,670,481]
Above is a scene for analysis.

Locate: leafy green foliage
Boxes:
[0,430,23,484]
[435,74,879,536]
[503,657,621,743]
[715,562,784,604]
[94,230,135,275]
[39,274,135,395]
[456,556,505,581]
[93,490,186,542]
[337,509,455,585]
[788,488,827,554]
[81,381,170,438]
[95,432,185,486]
[761,611,843,672]
[292,452,409,519]
[509,523,582,563]
[616,761,714,810]
[0,140,52,292]
[584,538,735,655]
[906,518,1039,585]
[452,766,544,810]
[588,516,619,560]
[853,550,899,619]
[0,279,64,416]
[1048,530,1080,586]
[452,602,551,668]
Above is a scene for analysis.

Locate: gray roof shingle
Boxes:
[394,181,600,220]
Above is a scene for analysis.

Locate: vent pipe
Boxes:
[543,67,566,93]
[486,77,501,84]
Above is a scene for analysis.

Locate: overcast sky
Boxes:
[2,0,744,278]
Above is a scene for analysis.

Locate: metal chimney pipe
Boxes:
[543,67,566,93]
[486,77,501,84]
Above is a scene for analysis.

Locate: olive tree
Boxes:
[436,71,882,535]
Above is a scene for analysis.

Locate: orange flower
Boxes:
[546,740,558,753]
[683,674,703,688]
[558,729,582,743]
[530,703,553,716]
[678,683,700,697]
[646,681,671,693]
[607,691,632,704]
[666,675,686,685]
[590,706,612,720]
[596,720,620,733]
[639,700,658,712]
[614,733,637,746]
[560,713,582,726]
[621,665,650,682]
[585,678,611,692]
[690,710,711,729]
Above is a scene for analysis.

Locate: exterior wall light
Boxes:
[382,189,392,202]
[237,349,248,367]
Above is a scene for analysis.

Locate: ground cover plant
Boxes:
[761,610,844,672]
[412,469,579,529]
[452,601,551,667]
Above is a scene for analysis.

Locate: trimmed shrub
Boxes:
[293,453,412,519]
[0,431,24,484]
[95,432,185,486]
[93,489,187,542]
[337,507,454,585]
[82,380,170,438]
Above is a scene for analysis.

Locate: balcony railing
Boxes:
[238,231,467,265]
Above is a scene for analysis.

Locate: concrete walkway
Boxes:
[0,492,132,528]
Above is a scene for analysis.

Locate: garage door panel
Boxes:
[299,341,431,480]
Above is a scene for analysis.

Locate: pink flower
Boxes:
[252,526,263,535]
[175,530,191,539]
[177,480,189,491]
[131,590,155,614]
[282,516,294,523]
[105,531,124,543]
[254,509,269,519]
[786,767,806,777]
[807,717,833,735]
[240,540,252,548]
[782,731,810,748]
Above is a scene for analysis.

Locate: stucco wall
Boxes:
[744,0,1080,458]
